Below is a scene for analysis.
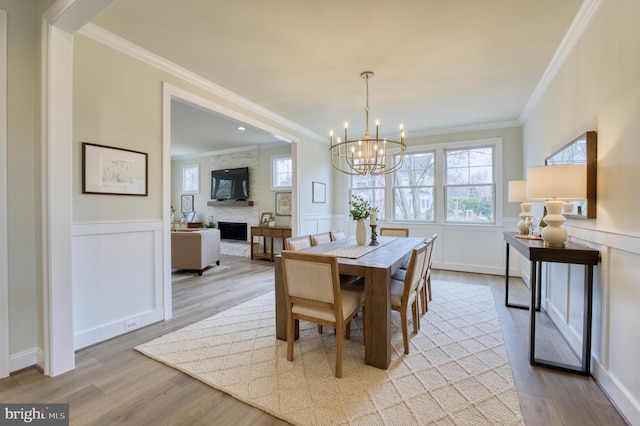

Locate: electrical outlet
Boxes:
[124,318,140,332]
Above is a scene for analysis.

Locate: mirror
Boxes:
[545,131,597,219]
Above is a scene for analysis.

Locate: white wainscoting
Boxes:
[540,225,640,425]
[72,221,165,350]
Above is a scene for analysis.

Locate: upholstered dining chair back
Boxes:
[285,235,312,251]
[379,227,410,237]
[330,229,347,241]
[281,251,365,378]
[424,233,438,302]
[310,232,332,246]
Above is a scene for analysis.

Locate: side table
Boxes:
[504,232,600,375]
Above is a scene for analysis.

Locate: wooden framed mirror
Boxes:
[545,131,597,219]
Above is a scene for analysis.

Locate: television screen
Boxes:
[211,167,249,200]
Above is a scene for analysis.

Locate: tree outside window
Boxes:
[445,147,494,223]
[350,174,385,220]
[272,155,292,189]
[393,152,435,222]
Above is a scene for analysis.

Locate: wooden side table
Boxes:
[504,232,600,375]
[250,226,292,262]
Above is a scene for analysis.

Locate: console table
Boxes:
[250,226,291,262]
[504,232,600,375]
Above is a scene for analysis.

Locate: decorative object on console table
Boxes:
[527,164,586,248]
[312,181,326,203]
[186,211,196,223]
[82,142,148,196]
[508,180,533,235]
[275,192,292,216]
[181,194,194,213]
[260,212,273,227]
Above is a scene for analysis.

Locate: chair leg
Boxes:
[401,309,409,354]
[318,325,323,334]
[335,325,343,378]
[428,277,432,301]
[287,315,294,362]
[412,301,419,334]
[345,320,351,340]
[421,285,428,314]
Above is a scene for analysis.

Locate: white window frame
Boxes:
[272,154,292,190]
[346,137,503,226]
[181,164,200,194]
[444,144,496,224]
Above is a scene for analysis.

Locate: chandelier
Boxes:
[330,71,406,176]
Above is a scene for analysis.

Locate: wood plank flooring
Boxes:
[0,255,628,425]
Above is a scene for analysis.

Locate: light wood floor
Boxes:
[0,255,628,425]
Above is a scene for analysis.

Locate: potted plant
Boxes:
[350,194,373,245]
[170,204,177,222]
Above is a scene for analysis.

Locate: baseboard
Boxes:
[593,359,638,425]
[74,309,164,350]
[9,347,39,373]
[434,261,506,276]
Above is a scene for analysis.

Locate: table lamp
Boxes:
[527,165,586,248]
[508,180,533,234]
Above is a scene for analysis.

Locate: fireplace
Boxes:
[218,222,248,241]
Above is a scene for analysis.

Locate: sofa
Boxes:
[171,229,221,275]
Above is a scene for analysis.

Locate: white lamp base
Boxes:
[541,200,567,248]
[518,202,533,235]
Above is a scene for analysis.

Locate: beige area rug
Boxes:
[136,281,524,425]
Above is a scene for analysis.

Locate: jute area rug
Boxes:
[135,281,524,425]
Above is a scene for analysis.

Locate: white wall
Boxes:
[523,0,640,423]
[0,0,42,373]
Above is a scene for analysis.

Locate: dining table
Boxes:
[274,235,425,370]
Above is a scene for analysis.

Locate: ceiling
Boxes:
[90,0,583,157]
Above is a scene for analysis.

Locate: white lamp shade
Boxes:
[527,165,587,200]
[508,180,528,202]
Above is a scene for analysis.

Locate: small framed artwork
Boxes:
[260,212,273,226]
[275,192,292,216]
[181,194,194,213]
[182,164,200,193]
[312,181,326,203]
[82,142,148,196]
[186,211,196,222]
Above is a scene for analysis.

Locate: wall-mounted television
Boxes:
[211,167,249,201]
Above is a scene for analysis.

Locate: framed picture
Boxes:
[312,181,326,203]
[182,164,200,193]
[275,192,292,216]
[82,142,148,196]
[181,194,194,213]
[186,211,196,222]
[260,212,273,226]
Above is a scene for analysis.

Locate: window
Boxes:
[350,173,386,220]
[346,138,501,225]
[393,152,435,221]
[445,146,494,223]
[182,164,199,193]
[272,155,292,189]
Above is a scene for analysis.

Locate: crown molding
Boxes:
[171,145,262,161]
[408,120,521,139]
[519,0,603,122]
[78,23,325,143]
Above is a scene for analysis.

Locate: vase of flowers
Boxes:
[350,194,372,246]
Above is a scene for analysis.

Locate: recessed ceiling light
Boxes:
[237,126,246,131]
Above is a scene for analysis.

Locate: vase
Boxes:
[355,219,366,246]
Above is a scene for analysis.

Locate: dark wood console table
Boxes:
[250,226,291,262]
[504,232,600,375]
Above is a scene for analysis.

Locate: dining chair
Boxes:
[310,232,332,246]
[423,233,438,305]
[379,227,410,237]
[330,229,347,241]
[281,251,365,378]
[390,242,428,354]
[392,233,437,315]
[284,235,312,251]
